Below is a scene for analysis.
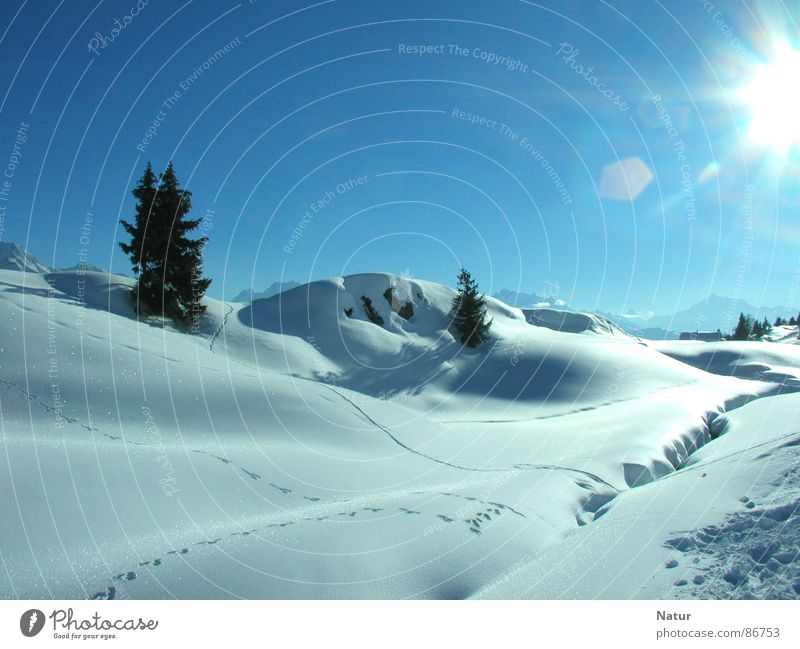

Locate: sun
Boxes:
[739,45,800,154]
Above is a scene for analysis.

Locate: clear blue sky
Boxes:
[1,0,799,314]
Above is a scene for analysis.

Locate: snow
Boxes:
[1,264,798,599]
[649,340,800,390]
[764,324,800,344]
[521,307,634,339]
[476,392,800,599]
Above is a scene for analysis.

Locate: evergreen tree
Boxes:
[774,316,784,327]
[751,317,764,339]
[762,317,772,337]
[450,268,492,348]
[119,162,158,292]
[790,316,798,326]
[732,312,750,340]
[119,162,211,326]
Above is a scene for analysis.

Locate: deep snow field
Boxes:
[1,266,799,599]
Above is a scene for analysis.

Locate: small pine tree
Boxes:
[751,318,763,339]
[774,316,784,327]
[762,317,772,337]
[790,316,798,326]
[450,268,492,348]
[732,312,750,340]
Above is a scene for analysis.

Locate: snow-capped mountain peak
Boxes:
[0,242,51,273]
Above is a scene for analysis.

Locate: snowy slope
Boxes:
[650,340,800,389]
[764,324,800,344]
[476,392,800,599]
[0,266,796,599]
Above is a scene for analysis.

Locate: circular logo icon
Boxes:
[20,609,45,637]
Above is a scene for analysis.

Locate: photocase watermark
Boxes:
[787,254,800,309]
[283,174,368,254]
[697,0,744,56]
[87,0,149,56]
[542,279,561,302]
[142,406,181,497]
[451,108,572,206]
[652,94,696,223]
[721,184,755,333]
[33,607,158,640]
[74,211,94,328]
[451,108,499,130]
[556,43,629,111]
[498,120,573,206]
[43,277,67,430]
[137,37,241,152]
[0,121,30,240]
[19,609,45,637]
[398,42,530,73]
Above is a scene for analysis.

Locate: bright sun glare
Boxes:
[740,45,800,154]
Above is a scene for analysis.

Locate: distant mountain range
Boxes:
[491,288,567,309]
[231,281,302,303]
[605,294,800,339]
[0,242,51,273]
[493,286,799,340]
[0,242,109,275]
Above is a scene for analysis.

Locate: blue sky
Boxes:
[1,0,799,316]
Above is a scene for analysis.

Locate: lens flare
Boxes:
[739,44,800,153]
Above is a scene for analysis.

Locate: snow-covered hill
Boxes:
[522,307,634,339]
[1,262,798,599]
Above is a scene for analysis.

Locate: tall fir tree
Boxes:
[119,162,158,294]
[119,162,211,326]
[450,267,492,348]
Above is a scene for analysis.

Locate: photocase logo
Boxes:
[20,609,45,637]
